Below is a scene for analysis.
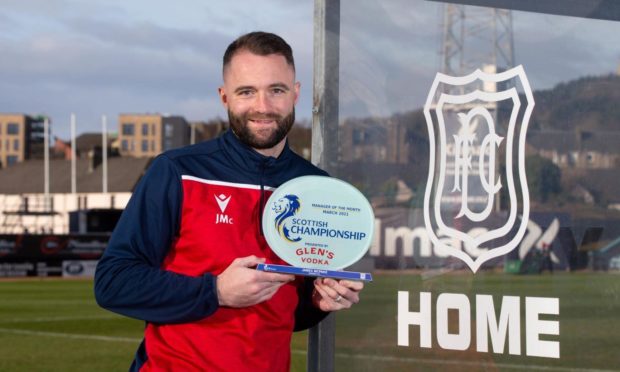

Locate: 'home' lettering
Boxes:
[397,291,559,358]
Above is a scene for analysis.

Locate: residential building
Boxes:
[53,132,118,161]
[118,114,189,157]
[189,119,227,144]
[527,130,620,169]
[340,118,388,163]
[0,113,46,168]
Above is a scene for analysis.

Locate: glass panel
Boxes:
[122,123,135,135]
[7,123,19,135]
[334,1,620,370]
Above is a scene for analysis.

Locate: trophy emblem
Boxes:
[259,176,374,281]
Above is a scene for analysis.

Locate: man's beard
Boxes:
[228,108,295,150]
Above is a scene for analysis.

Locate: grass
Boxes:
[0,272,618,371]
[331,271,620,371]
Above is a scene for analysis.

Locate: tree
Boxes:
[499,154,562,208]
[525,155,562,203]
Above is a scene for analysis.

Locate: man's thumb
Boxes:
[232,255,266,268]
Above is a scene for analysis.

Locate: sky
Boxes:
[337,0,620,119]
[0,0,315,139]
[1,0,619,140]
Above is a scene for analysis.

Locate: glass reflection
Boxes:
[327,0,620,370]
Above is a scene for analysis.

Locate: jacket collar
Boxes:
[220,129,293,175]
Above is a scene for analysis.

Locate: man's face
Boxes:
[219,50,300,151]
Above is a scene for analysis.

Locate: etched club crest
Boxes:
[423,65,534,273]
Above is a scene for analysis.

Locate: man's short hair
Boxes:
[223,31,295,74]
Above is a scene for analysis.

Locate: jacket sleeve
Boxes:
[94,155,218,324]
[293,277,329,331]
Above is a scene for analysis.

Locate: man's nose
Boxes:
[254,92,273,113]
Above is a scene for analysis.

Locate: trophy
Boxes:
[257,175,374,281]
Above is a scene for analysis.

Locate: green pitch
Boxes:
[0,272,618,371]
[0,279,310,371]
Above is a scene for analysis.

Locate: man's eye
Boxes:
[272,88,285,94]
[238,90,253,96]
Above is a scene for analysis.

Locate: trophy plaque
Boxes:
[258,175,374,281]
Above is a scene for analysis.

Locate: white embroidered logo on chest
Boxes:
[214,194,231,213]
[214,194,233,224]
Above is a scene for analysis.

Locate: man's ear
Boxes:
[294,81,301,105]
[218,86,228,108]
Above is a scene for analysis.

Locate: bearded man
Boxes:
[95,31,363,372]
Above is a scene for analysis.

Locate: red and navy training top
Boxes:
[95,130,328,371]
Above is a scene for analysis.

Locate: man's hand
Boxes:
[312,277,364,311]
[216,256,294,307]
